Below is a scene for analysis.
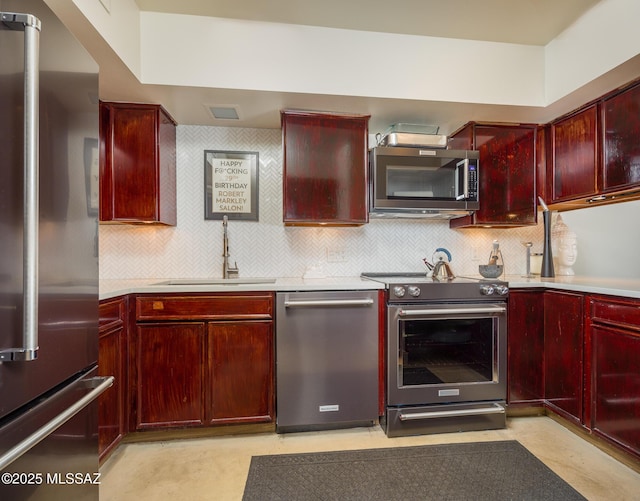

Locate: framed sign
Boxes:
[204,150,259,221]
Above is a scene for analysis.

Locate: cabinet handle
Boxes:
[284,299,374,308]
[0,12,41,362]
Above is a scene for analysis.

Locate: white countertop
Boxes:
[502,274,640,299]
[99,276,385,300]
[99,274,640,300]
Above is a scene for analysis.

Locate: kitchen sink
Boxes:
[153,278,276,286]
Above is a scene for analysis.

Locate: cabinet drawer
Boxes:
[136,293,274,321]
[99,297,126,331]
[590,297,640,333]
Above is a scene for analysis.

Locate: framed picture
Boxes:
[84,137,99,216]
[204,150,259,221]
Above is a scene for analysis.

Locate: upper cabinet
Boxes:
[449,123,537,228]
[547,79,640,210]
[602,82,640,192]
[100,102,177,225]
[281,110,369,225]
[549,104,599,204]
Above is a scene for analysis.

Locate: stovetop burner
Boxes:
[360,272,508,302]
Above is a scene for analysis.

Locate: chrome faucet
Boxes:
[222,215,239,279]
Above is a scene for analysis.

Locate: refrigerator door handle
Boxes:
[0,12,41,362]
[0,376,113,470]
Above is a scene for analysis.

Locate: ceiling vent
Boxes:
[208,105,240,120]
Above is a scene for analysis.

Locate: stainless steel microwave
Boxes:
[369,146,480,219]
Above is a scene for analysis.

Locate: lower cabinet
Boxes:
[508,289,640,463]
[544,290,584,425]
[507,290,544,408]
[133,293,274,431]
[98,297,128,461]
[587,296,640,460]
[136,322,205,429]
[208,322,273,424]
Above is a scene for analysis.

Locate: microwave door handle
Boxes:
[0,13,41,362]
[455,159,469,200]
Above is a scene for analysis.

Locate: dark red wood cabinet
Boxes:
[100,102,177,225]
[587,296,640,460]
[98,297,128,461]
[602,82,640,192]
[550,104,599,204]
[507,290,545,408]
[449,123,537,228]
[132,293,274,431]
[544,290,584,425]
[135,322,205,429]
[208,322,273,425]
[281,110,369,225]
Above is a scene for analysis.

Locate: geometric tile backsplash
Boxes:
[99,124,546,280]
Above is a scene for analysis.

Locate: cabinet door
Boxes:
[591,324,640,459]
[282,110,369,225]
[602,82,640,192]
[507,290,544,408]
[100,102,176,225]
[550,105,598,202]
[450,123,537,227]
[98,297,127,460]
[135,323,205,429]
[544,291,584,424]
[207,321,273,424]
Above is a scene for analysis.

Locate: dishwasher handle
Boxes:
[284,298,374,308]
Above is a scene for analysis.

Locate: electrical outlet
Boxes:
[326,248,346,263]
[471,246,480,261]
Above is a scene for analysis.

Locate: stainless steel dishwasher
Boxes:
[276,290,379,432]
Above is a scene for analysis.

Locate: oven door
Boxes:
[387,302,507,407]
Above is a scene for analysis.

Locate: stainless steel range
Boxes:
[361,272,508,437]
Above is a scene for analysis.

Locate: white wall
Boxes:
[69,0,640,112]
[70,0,142,76]
[99,125,640,282]
[545,0,640,105]
[558,200,640,278]
[139,13,544,107]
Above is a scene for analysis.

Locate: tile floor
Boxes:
[99,416,640,501]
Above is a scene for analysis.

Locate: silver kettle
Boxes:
[428,247,455,281]
[432,259,455,281]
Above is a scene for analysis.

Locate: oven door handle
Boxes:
[398,403,505,421]
[398,305,506,316]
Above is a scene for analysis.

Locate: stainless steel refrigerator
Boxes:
[0,1,112,499]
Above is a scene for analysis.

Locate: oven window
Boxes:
[399,318,495,386]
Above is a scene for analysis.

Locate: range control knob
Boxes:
[393,286,406,298]
[480,284,495,296]
[495,285,509,296]
[407,286,421,297]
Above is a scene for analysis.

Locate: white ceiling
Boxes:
[83,0,637,132]
[134,0,600,46]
